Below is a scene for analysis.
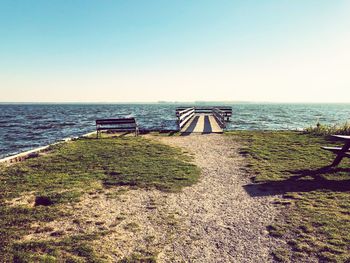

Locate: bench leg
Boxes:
[331,154,344,167]
[331,142,350,166]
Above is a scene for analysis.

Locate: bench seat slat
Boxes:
[98,129,137,132]
[96,119,135,121]
[331,135,350,140]
[97,126,136,130]
[321,147,350,158]
[96,119,136,125]
[96,118,135,121]
[97,122,136,126]
[321,146,349,153]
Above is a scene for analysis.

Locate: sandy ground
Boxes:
[24,134,281,262]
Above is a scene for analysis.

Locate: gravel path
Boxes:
[24,134,281,262]
[154,134,280,262]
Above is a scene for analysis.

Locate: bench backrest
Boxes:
[96,118,137,127]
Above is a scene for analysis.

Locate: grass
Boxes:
[0,134,200,262]
[227,131,350,262]
[12,233,104,263]
[305,121,350,136]
[119,252,157,263]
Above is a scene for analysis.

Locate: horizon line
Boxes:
[1,101,350,104]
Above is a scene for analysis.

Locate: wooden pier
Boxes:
[176,106,232,134]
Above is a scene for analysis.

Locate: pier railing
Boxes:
[212,108,226,128]
[176,107,195,129]
[176,106,232,121]
[175,106,232,131]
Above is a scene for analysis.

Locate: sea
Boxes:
[0,103,349,159]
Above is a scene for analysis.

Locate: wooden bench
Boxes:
[321,135,350,166]
[95,118,139,138]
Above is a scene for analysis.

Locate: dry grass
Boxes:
[305,122,350,136]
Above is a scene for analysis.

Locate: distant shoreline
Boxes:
[1,101,350,105]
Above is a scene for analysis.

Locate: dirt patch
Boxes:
[6,191,36,207]
[23,187,178,261]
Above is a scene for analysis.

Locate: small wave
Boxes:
[59,122,76,127]
[33,124,56,130]
[27,115,43,120]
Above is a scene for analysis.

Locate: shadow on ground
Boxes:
[180,116,199,136]
[202,116,212,134]
[244,167,350,197]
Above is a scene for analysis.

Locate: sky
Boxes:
[0,0,349,103]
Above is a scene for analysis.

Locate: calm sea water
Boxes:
[0,103,349,158]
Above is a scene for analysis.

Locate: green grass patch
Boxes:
[0,136,200,261]
[12,233,104,263]
[227,131,350,262]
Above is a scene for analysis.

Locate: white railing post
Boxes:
[176,107,195,130]
[212,108,226,129]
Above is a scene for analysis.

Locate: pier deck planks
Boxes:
[180,114,223,134]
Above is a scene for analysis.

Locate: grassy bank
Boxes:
[305,122,350,136]
[227,131,350,262]
[0,135,200,262]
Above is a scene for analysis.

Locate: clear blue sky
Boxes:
[0,0,349,102]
